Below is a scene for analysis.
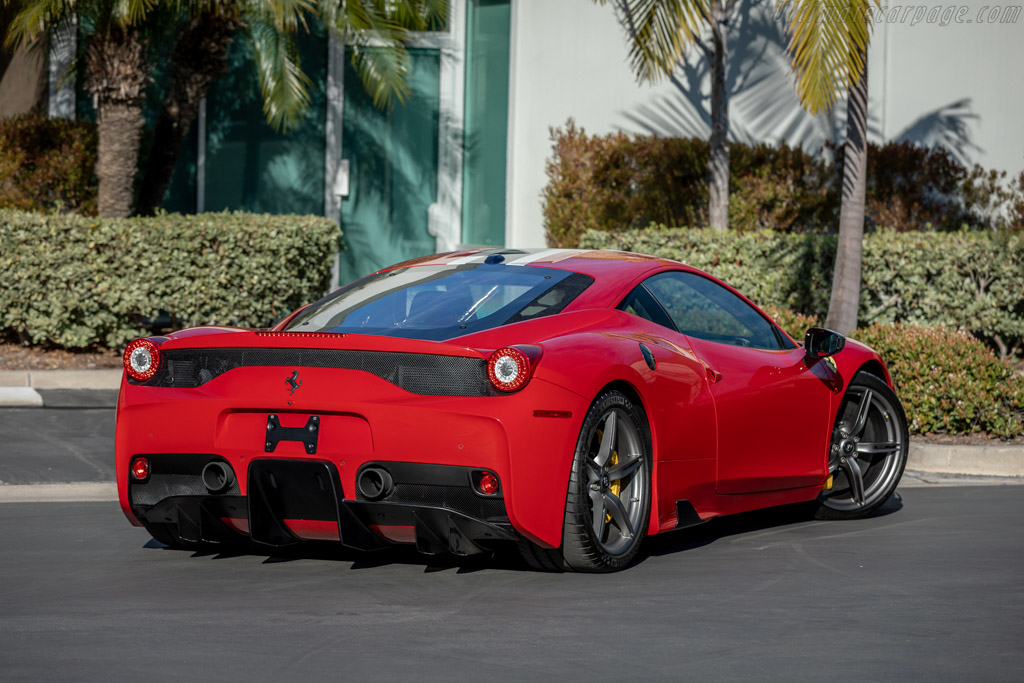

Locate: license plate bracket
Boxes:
[264,414,320,454]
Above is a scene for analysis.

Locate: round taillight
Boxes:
[487,347,531,392]
[478,472,500,496]
[131,457,150,481]
[123,338,161,381]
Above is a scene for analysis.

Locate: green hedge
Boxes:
[581,227,1024,359]
[765,309,1024,439]
[855,324,1024,438]
[0,210,342,348]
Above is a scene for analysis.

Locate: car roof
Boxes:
[384,248,689,279]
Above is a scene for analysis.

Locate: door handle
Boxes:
[702,362,722,384]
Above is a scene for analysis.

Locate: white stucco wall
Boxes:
[505,0,1024,248]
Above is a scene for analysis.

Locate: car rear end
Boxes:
[116,260,597,554]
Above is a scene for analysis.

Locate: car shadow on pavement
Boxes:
[637,493,904,563]
[140,494,903,573]
[143,535,528,573]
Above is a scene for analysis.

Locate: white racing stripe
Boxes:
[0,482,117,503]
[502,249,577,265]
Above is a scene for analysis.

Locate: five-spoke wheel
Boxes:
[815,372,908,519]
[517,390,652,572]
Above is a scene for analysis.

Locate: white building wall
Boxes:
[505,0,1024,249]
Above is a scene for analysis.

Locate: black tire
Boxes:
[814,372,908,520]
[518,390,653,573]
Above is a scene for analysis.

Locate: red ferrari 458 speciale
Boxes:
[116,248,908,572]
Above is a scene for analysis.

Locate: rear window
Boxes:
[285,264,593,341]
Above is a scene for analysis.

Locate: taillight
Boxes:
[487,346,532,392]
[123,338,161,381]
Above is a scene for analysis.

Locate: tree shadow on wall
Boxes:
[615,1,987,162]
[895,98,981,165]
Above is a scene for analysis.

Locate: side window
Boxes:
[643,272,787,350]
[618,285,676,330]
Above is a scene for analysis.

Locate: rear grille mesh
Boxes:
[137,348,498,396]
[387,483,509,523]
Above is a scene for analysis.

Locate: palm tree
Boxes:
[775,0,877,333]
[4,0,447,218]
[135,0,448,216]
[599,0,737,232]
[5,0,153,218]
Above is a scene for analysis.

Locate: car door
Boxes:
[642,271,834,494]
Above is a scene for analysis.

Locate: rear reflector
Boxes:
[533,410,573,419]
[130,457,150,481]
[478,472,500,496]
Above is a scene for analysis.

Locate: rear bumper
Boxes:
[116,367,589,548]
[134,460,515,555]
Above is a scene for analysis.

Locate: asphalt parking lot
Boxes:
[1,407,1023,681]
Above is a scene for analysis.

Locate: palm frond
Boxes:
[777,0,878,114]
[247,14,313,131]
[319,0,419,108]
[386,0,449,32]
[348,42,410,109]
[599,0,712,84]
[114,0,160,25]
[4,0,75,47]
[252,0,316,31]
[319,0,404,38]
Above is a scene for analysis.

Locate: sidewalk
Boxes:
[0,370,120,407]
[1,369,1022,478]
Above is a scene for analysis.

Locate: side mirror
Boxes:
[804,327,846,359]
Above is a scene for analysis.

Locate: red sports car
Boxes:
[116,248,908,572]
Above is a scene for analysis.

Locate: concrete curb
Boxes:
[0,482,117,503]
[0,387,44,407]
[0,369,122,390]
[908,442,1024,478]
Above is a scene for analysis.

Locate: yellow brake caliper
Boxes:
[595,428,623,525]
[608,450,622,524]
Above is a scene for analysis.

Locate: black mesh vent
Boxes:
[386,483,508,523]
[130,473,241,506]
[129,454,241,506]
[135,348,498,396]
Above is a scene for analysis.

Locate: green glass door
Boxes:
[338,48,441,286]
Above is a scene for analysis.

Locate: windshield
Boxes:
[285,264,594,341]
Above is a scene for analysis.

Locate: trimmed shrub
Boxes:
[0,210,342,348]
[581,227,1024,359]
[0,115,98,215]
[544,121,1024,246]
[765,308,1023,438]
[843,140,1020,232]
[853,324,1024,439]
[761,305,820,341]
[543,120,834,248]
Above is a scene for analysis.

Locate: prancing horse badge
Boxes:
[285,370,302,395]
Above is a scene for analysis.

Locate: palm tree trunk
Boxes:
[96,103,144,217]
[87,27,149,218]
[135,11,241,216]
[707,8,729,233]
[825,49,869,334]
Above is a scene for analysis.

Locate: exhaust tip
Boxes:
[202,461,236,494]
[357,467,394,501]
